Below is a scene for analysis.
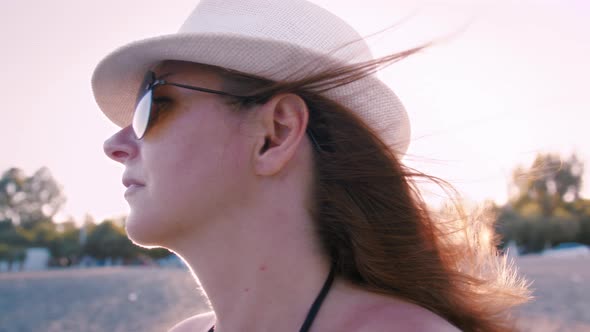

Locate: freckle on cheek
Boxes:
[259,264,267,272]
[244,288,250,292]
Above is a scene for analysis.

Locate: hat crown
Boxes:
[179,0,374,64]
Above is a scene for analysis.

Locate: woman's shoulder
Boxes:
[354,303,461,332]
[329,282,460,332]
[167,311,216,332]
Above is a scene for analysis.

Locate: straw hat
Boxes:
[91,0,410,155]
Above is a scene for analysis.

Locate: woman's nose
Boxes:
[103,126,138,164]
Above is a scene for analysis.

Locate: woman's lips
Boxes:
[124,183,144,198]
[122,178,144,188]
[122,177,145,198]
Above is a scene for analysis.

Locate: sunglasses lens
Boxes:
[133,89,153,139]
[132,72,155,139]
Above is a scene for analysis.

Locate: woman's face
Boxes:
[103,62,257,246]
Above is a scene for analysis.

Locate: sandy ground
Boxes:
[514,255,590,332]
[0,256,588,332]
[0,267,208,332]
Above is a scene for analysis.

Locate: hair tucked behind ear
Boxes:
[179,43,531,331]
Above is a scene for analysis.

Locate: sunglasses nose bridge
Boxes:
[152,79,166,88]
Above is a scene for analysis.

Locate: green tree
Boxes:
[511,153,583,216]
[0,167,66,230]
[0,243,27,272]
[27,220,59,247]
[83,220,136,260]
[571,199,590,245]
[498,153,586,252]
[0,219,30,246]
[49,220,82,263]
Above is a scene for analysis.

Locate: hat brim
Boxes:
[91,32,410,155]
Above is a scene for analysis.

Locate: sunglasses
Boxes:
[132,70,321,150]
[133,70,250,139]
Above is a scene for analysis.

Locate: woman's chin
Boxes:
[124,213,188,248]
[124,214,166,247]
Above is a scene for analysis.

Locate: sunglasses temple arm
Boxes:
[162,80,322,151]
[306,128,322,152]
[168,82,249,99]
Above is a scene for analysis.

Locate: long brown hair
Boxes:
[166,43,530,331]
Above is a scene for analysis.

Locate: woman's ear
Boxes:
[253,93,309,176]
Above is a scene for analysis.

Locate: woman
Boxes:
[95,0,530,331]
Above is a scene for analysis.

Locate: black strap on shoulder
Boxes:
[299,263,336,332]
[207,264,336,332]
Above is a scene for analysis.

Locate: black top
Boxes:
[208,264,335,332]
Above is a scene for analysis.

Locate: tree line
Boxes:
[0,152,588,271]
[0,167,169,271]
[494,153,589,253]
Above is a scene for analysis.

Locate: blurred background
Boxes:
[1,0,588,331]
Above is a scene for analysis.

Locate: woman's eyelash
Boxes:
[153,96,172,104]
[153,96,173,110]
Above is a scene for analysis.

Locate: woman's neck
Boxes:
[168,205,332,332]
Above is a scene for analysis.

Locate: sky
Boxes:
[1,0,588,224]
